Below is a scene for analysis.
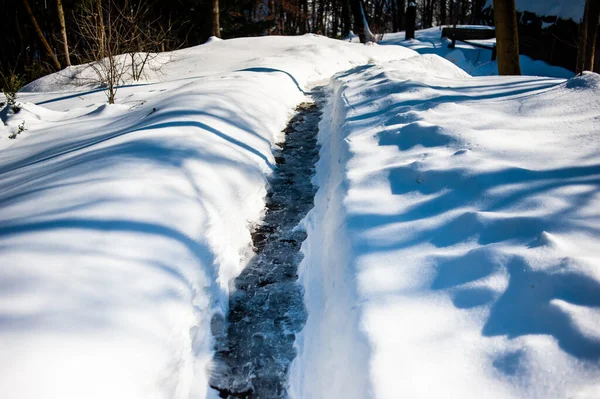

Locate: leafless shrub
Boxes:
[76,0,175,104]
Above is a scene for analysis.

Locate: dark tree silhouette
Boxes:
[576,0,600,73]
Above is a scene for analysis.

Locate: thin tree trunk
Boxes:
[212,0,221,37]
[311,0,317,32]
[576,1,591,74]
[96,0,105,58]
[397,0,405,31]
[57,0,71,66]
[342,0,351,36]
[332,0,340,37]
[22,0,61,70]
[440,0,447,25]
[317,0,326,33]
[471,0,484,24]
[494,0,521,75]
[429,0,435,28]
[350,0,366,42]
[406,1,416,39]
[359,0,374,41]
[301,0,308,33]
[580,0,600,72]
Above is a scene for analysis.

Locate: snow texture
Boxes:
[382,27,574,78]
[2,27,599,399]
[290,51,600,398]
[0,35,415,399]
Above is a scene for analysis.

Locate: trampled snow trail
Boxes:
[209,91,323,398]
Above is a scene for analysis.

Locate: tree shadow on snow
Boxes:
[343,70,600,369]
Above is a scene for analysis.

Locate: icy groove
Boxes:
[209,91,323,398]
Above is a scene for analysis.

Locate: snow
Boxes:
[290,48,600,398]
[486,0,586,21]
[3,27,600,399]
[0,35,415,399]
[382,27,574,78]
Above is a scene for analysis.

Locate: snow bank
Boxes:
[382,27,574,78]
[0,35,416,399]
[291,53,600,398]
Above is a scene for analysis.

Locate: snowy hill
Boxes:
[0,35,415,399]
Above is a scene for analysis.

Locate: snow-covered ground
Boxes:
[382,27,574,78]
[291,49,600,399]
[2,28,600,399]
[0,36,415,399]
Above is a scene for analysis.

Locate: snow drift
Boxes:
[291,53,600,398]
[0,35,416,399]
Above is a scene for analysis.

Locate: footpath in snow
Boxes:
[291,50,600,398]
[2,28,600,399]
[0,35,414,399]
[210,96,323,398]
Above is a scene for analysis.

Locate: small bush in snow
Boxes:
[8,121,26,140]
[17,121,26,135]
[0,70,24,107]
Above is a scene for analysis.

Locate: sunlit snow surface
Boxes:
[381,27,574,78]
[291,54,600,398]
[2,29,600,399]
[0,36,415,399]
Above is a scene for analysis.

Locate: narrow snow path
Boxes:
[209,91,324,398]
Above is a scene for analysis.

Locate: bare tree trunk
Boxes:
[22,0,61,70]
[471,0,485,24]
[316,0,325,33]
[341,0,351,36]
[96,0,105,58]
[440,0,447,25]
[397,0,405,31]
[301,0,309,34]
[583,0,600,71]
[350,0,366,42]
[577,0,600,73]
[359,0,375,41]
[406,1,416,39]
[57,0,71,66]
[332,0,340,37]
[212,0,221,37]
[494,0,521,75]
[576,1,590,74]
